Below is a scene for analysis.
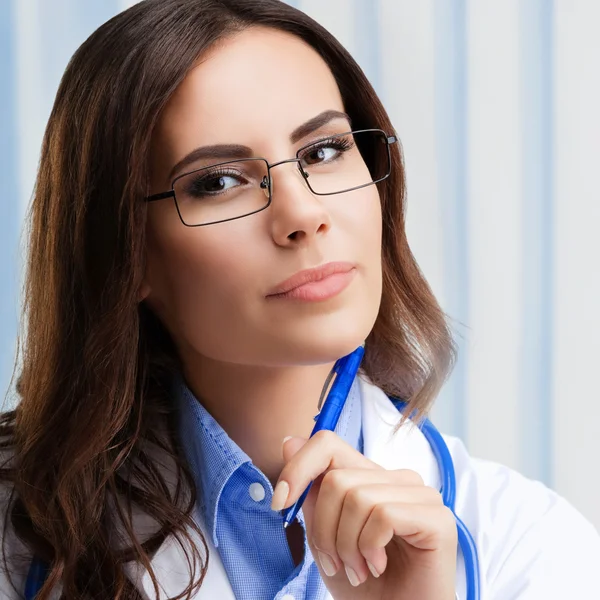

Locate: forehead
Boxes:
[152,27,345,160]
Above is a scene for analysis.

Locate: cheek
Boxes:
[145,220,261,344]
[350,187,383,303]
[342,186,382,259]
[369,189,383,246]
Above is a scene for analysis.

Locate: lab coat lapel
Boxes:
[127,504,237,600]
[360,377,466,597]
[359,376,441,492]
[131,376,440,599]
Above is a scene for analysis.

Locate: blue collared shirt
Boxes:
[176,376,364,600]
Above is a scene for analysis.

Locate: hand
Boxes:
[271,430,457,600]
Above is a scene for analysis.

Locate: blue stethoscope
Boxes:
[25,345,480,600]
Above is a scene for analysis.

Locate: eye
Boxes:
[299,136,355,168]
[302,145,337,165]
[185,169,246,198]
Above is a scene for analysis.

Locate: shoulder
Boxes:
[358,379,600,596]
[444,433,600,597]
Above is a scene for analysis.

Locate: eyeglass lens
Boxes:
[173,130,389,226]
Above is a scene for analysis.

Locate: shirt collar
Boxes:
[176,373,363,547]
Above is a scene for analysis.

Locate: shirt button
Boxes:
[249,482,266,502]
[281,595,295,600]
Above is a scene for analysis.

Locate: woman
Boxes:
[1,0,598,598]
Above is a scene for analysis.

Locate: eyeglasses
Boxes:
[145,128,397,227]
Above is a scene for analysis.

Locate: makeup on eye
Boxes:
[166,109,353,182]
[297,134,355,168]
[185,167,250,199]
[177,133,357,203]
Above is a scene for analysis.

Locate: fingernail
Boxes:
[317,551,337,577]
[345,564,361,587]
[281,436,293,457]
[367,560,380,578]
[271,480,289,511]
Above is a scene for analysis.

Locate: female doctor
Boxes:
[1,0,599,598]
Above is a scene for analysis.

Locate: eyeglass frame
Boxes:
[144,128,398,227]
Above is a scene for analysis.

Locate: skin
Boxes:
[143,26,456,598]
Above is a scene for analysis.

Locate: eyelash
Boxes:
[181,134,356,198]
[298,135,355,163]
[184,167,247,195]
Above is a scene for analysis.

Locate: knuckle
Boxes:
[320,468,345,492]
[441,505,457,525]
[395,468,425,486]
[440,507,459,542]
[371,502,393,526]
[313,429,337,444]
[344,486,368,511]
[424,485,444,503]
[434,505,456,527]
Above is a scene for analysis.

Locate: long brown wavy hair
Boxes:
[0,0,456,597]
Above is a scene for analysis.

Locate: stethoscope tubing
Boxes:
[392,399,481,600]
[25,398,481,600]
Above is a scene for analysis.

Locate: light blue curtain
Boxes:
[0,0,18,402]
[0,0,121,402]
[288,0,600,529]
[2,0,599,529]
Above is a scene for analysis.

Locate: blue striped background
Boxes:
[0,0,119,406]
[432,0,469,443]
[518,0,554,486]
[0,0,556,479]
[2,0,598,528]
[0,0,18,405]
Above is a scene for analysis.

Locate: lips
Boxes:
[267,261,356,296]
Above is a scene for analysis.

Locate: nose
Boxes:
[267,161,331,247]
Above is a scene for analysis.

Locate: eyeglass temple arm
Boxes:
[146,190,175,203]
[144,132,398,203]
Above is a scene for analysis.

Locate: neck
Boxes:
[180,355,334,486]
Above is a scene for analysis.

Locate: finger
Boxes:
[280,435,308,460]
[276,430,382,509]
[312,482,443,578]
[310,471,437,558]
[358,503,458,576]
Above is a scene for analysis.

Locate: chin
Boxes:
[269,313,376,366]
[277,292,380,364]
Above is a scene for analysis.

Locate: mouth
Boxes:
[266,261,356,302]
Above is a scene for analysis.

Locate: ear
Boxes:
[137,280,151,303]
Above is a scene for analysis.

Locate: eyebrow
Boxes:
[167,109,352,182]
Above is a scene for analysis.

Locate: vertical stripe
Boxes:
[15,0,45,219]
[0,0,19,406]
[38,0,119,103]
[352,0,382,97]
[294,0,355,55]
[10,0,120,409]
[552,0,600,529]
[378,1,445,408]
[518,0,554,486]
[1,0,597,532]
[431,0,468,439]
[464,0,523,471]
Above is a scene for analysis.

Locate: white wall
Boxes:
[289,0,600,529]
[3,0,598,529]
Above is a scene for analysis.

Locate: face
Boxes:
[143,27,383,368]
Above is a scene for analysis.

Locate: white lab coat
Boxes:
[2,376,599,599]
